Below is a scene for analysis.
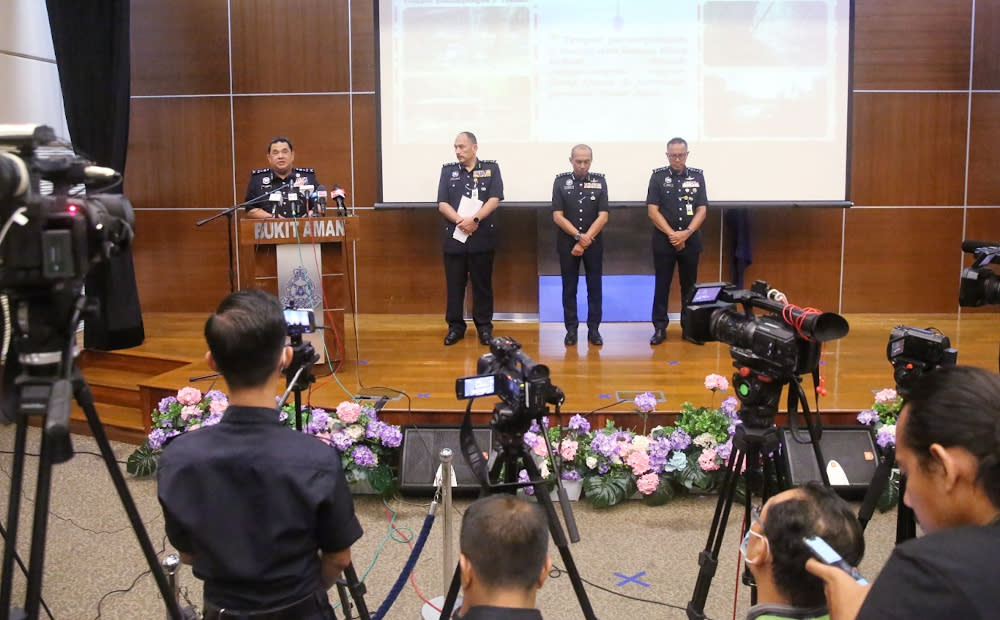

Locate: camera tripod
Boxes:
[0,293,186,619]
[438,404,597,620]
[687,367,829,620]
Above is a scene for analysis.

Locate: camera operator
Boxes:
[456,495,552,620]
[743,482,865,620]
[807,365,1000,620]
[157,289,363,619]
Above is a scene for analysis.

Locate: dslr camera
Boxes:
[959,240,1000,307]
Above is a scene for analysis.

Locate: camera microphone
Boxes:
[962,239,1000,254]
[315,185,327,215]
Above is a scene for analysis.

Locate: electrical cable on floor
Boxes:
[92,533,169,620]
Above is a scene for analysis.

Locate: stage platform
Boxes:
[76,312,999,443]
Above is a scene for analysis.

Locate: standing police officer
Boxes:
[244,137,321,219]
[646,137,708,345]
[438,132,504,346]
[552,144,609,346]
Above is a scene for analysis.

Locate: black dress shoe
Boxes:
[444,330,464,346]
[587,330,603,346]
[478,329,493,345]
[564,330,578,346]
[649,328,667,345]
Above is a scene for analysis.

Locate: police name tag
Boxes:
[269,192,282,202]
[682,181,699,188]
[686,204,694,215]
[583,182,601,189]
[473,170,491,178]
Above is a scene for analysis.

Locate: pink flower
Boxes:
[176,387,202,406]
[627,450,651,476]
[179,405,201,421]
[336,401,362,424]
[704,374,729,392]
[560,438,578,461]
[209,398,228,415]
[636,472,660,495]
[874,388,897,404]
[698,448,720,471]
[533,441,548,457]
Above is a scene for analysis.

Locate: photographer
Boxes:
[456,495,551,620]
[157,289,362,619]
[807,365,1000,619]
[744,482,865,620]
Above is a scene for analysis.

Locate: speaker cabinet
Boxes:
[400,426,495,495]
[781,427,879,497]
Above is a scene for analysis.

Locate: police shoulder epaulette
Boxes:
[442,161,459,167]
[293,167,315,173]
[589,172,605,178]
[251,168,270,175]
[687,167,703,174]
[555,171,572,179]
[653,166,669,173]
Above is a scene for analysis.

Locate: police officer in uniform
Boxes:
[244,137,321,219]
[552,144,609,347]
[438,131,504,346]
[646,137,708,345]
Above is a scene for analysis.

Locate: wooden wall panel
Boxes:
[351,0,377,92]
[842,209,964,313]
[132,210,233,312]
[130,0,230,96]
[351,94,378,207]
[850,93,968,206]
[854,0,972,90]
[727,208,844,312]
[126,97,234,208]
[230,0,350,93]
[968,94,1000,206]
[973,0,1000,90]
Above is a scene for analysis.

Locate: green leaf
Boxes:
[641,475,675,506]
[677,453,714,492]
[367,464,396,496]
[582,472,629,508]
[877,470,900,513]
[126,445,159,477]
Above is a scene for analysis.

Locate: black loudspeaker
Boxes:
[781,427,879,498]
[399,425,495,495]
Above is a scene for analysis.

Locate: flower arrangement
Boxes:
[857,388,903,511]
[281,400,402,495]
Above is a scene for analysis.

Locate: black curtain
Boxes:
[46,0,144,350]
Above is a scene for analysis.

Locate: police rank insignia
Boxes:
[473,170,491,178]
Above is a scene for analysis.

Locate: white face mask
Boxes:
[740,528,768,565]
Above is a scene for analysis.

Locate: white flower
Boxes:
[539,461,550,479]
[631,435,651,453]
[692,432,718,449]
[586,456,598,470]
[345,424,365,441]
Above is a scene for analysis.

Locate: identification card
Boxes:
[686,204,694,216]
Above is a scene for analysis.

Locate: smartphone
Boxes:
[284,308,315,335]
[455,374,498,399]
[803,536,869,585]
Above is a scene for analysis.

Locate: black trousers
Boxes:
[559,241,603,331]
[652,245,700,329]
[444,251,494,332]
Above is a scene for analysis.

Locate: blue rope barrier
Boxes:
[372,511,436,620]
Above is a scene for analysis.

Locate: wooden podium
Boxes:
[237,216,360,362]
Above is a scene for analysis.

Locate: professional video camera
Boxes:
[455,336,564,434]
[959,239,1000,307]
[682,280,849,378]
[886,325,957,397]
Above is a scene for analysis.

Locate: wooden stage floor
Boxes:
[132,312,999,424]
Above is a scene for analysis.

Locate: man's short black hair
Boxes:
[204,289,286,391]
[667,137,688,149]
[763,482,865,609]
[460,495,548,591]
[458,131,477,145]
[267,137,294,153]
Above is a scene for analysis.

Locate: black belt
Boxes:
[203,591,328,620]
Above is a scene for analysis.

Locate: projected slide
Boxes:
[379,0,851,203]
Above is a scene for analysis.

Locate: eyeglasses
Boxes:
[667,152,689,159]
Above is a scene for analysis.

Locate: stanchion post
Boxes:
[440,448,454,594]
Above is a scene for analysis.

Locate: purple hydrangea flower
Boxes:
[203,412,223,427]
[205,389,226,402]
[529,417,550,434]
[648,437,672,473]
[634,391,657,413]
[351,445,377,467]
[157,396,178,414]
[278,409,289,422]
[716,440,733,462]
[561,469,581,481]
[308,410,331,434]
[567,414,590,435]
[380,425,402,448]
[597,462,610,474]
[669,428,692,451]
[365,420,386,440]
[721,396,740,419]
[590,432,618,458]
[857,409,878,425]
[147,429,168,451]
[331,431,354,452]
[523,431,541,448]
[876,425,896,449]
[518,469,535,495]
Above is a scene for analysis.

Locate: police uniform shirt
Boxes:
[157,405,363,609]
[437,159,504,254]
[244,167,320,215]
[646,165,708,252]
[552,171,609,247]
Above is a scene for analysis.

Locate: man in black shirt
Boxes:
[157,289,362,619]
[646,137,708,345]
[552,144,609,346]
[456,495,550,620]
[437,131,504,346]
[244,137,322,219]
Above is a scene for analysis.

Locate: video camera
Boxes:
[681,280,849,378]
[455,336,564,433]
[959,240,1000,307]
[886,325,957,397]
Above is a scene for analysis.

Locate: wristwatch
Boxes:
[574,232,581,241]
[473,217,480,223]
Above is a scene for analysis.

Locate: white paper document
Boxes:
[451,195,483,243]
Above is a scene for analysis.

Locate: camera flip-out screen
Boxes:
[456,374,497,399]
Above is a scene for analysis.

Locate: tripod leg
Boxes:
[340,563,370,620]
[0,416,29,613]
[23,419,59,619]
[72,375,185,620]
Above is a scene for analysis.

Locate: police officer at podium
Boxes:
[244,137,321,219]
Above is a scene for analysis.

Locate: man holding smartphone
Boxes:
[742,482,864,620]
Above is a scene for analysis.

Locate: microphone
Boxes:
[332,185,347,216]
[961,239,1000,254]
[314,185,327,215]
